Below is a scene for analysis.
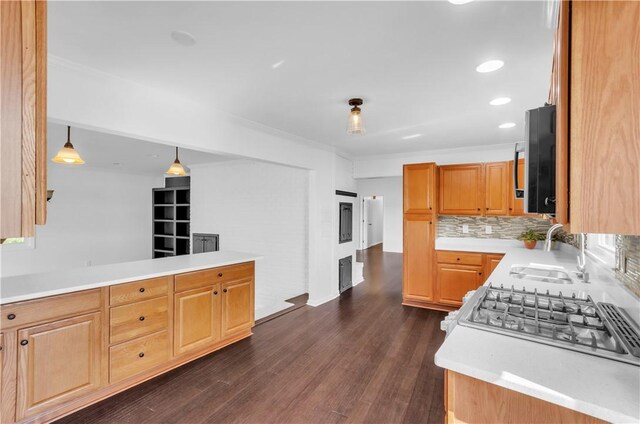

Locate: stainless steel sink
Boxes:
[509,263,572,283]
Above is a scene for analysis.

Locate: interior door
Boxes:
[174,285,221,356]
[221,278,254,337]
[16,313,102,420]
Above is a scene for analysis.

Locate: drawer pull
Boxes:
[456,258,460,261]
[7,313,16,320]
[214,291,218,295]
[218,273,223,277]
[139,352,145,358]
[139,288,145,293]
[20,340,28,346]
[478,272,483,276]
[139,316,145,321]
[223,288,228,293]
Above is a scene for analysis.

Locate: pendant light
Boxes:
[165,147,188,176]
[51,126,85,164]
[347,98,365,135]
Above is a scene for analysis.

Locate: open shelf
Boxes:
[152,182,191,259]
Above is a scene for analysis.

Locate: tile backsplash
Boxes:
[615,235,640,297]
[437,216,552,239]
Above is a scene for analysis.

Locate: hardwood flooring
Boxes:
[57,245,446,424]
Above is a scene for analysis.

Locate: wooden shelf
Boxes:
[152,182,190,259]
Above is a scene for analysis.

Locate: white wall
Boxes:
[364,197,384,247]
[190,160,308,304]
[334,154,360,297]
[357,177,403,253]
[1,166,160,277]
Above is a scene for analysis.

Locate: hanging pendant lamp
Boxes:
[51,126,85,164]
[347,98,365,135]
[165,147,187,176]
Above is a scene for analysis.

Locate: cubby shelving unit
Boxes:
[152,176,191,258]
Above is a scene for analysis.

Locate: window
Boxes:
[0,237,35,251]
[586,233,616,267]
[339,202,353,244]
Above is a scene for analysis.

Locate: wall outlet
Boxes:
[485,225,492,234]
[462,224,469,234]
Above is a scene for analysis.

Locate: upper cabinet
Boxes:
[553,0,640,235]
[484,162,509,216]
[438,164,484,216]
[0,0,47,239]
[403,163,436,214]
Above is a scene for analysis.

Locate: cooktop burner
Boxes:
[458,284,640,366]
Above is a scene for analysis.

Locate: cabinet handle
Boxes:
[139,316,145,321]
[223,289,228,293]
[20,340,28,346]
[0,346,3,351]
[214,291,218,295]
[139,288,145,293]
[218,273,223,277]
[7,313,16,320]
[139,352,145,358]
[456,258,460,261]
[478,272,483,276]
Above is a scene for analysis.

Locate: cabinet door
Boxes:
[174,285,221,356]
[221,279,254,337]
[484,254,504,283]
[403,215,435,302]
[404,163,436,214]
[508,159,526,216]
[438,164,484,215]
[436,264,483,307]
[16,312,101,420]
[484,162,509,216]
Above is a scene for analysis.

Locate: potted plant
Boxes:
[517,229,546,249]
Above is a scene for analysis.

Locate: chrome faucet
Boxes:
[544,223,564,251]
[575,233,590,283]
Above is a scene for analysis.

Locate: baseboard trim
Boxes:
[402,299,457,312]
[307,292,340,307]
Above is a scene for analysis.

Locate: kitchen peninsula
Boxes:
[0,251,260,423]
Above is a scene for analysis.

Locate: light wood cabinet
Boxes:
[15,312,102,420]
[434,251,501,307]
[0,0,47,239]
[222,279,255,337]
[484,162,509,216]
[403,215,435,304]
[484,254,504,283]
[404,163,436,214]
[438,164,484,216]
[174,285,221,356]
[109,331,169,383]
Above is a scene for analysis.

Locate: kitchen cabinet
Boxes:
[15,312,102,420]
[508,159,526,216]
[174,285,221,356]
[484,254,504,282]
[221,279,254,337]
[484,162,509,216]
[438,164,484,216]
[436,252,484,307]
[553,0,640,234]
[0,0,47,239]
[404,163,436,214]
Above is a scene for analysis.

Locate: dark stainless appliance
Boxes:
[514,104,556,215]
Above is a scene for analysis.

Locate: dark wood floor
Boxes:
[57,245,446,424]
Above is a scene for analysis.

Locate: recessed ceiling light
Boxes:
[145,154,160,158]
[271,60,285,69]
[490,97,511,106]
[170,30,196,47]
[499,122,516,129]
[476,60,504,73]
[448,0,474,4]
[402,134,422,140]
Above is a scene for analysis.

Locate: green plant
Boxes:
[517,229,546,242]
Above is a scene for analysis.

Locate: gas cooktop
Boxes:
[458,284,640,366]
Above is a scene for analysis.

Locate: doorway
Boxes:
[360,196,384,250]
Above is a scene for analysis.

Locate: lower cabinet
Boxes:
[403,215,435,304]
[436,264,483,307]
[110,331,169,383]
[484,254,504,281]
[222,279,254,337]
[174,285,221,356]
[15,312,102,420]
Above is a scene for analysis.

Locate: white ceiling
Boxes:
[48,1,555,158]
[47,122,231,175]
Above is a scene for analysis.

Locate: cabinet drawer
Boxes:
[436,251,483,266]
[175,262,254,293]
[110,297,168,344]
[109,276,170,306]
[109,331,169,383]
[1,289,101,330]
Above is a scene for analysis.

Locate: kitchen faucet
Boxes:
[543,223,564,251]
[575,233,590,283]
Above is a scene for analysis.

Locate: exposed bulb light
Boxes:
[476,60,504,73]
[347,98,365,135]
[166,147,188,176]
[402,134,422,140]
[51,126,85,165]
[499,122,516,129]
[448,0,474,4]
[490,97,512,106]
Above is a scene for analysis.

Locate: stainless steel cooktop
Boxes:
[458,284,640,366]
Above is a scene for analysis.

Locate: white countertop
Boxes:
[434,238,640,423]
[0,251,261,305]
[436,236,535,254]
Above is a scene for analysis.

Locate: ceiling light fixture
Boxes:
[51,126,85,165]
[170,30,196,47]
[166,147,188,176]
[476,60,504,73]
[448,0,474,4]
[499,122,516,129]
[402,134,422,140]
[271,60,285,69]
[490,97,512,106]
[347,98,365,135]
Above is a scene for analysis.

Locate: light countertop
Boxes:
[435,236,535,254]
[0,251,261,305]
[434,238,640,423]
